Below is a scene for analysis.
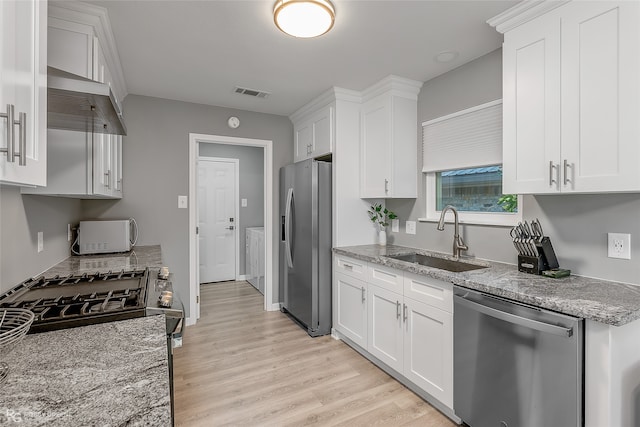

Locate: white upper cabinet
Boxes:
[360,76,422,198]
[0,0,47,187]
[23,2,125,199]
[292,103,334,163]
[23,129,122,199]
[48,17,93,79]
[492,0,640,194]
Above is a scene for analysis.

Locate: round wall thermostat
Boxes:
[227,116,240,129]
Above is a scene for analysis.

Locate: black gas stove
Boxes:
[0,269,148,333]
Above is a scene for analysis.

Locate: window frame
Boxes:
[420,170,523,227]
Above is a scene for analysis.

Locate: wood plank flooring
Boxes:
[173,281,456,427]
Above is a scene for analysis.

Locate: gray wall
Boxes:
[83,95,293,317]
[0,187,83,292]
[199,143,264,275]
[387,48,640,285]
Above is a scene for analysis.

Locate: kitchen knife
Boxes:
[516,223,532,256]
[512,227,528,256]
[531,219,544,242]
[510,227,525,256]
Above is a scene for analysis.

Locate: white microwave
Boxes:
[78,219,137,255]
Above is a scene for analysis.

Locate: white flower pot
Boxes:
[378,229,387,246]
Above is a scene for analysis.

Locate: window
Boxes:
[436,166,515,213]
[420,100,522,226]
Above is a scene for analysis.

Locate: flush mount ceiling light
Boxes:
[273,0,335,38]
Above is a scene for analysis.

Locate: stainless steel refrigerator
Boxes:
[279,159,332,337]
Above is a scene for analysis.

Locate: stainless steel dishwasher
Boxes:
[454,286,583,427]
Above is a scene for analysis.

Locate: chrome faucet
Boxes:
[437,205,468,260]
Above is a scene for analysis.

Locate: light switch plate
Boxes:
[391,219,399,233]
[241,198,248,207]
[178,195,188,209]
[406,221,416,235]
[608,233,631,259]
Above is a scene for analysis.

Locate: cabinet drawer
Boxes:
[368,263,403,293]
[403,271,453,313]
[334,255,367,280]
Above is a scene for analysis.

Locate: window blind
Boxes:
[422,100,502,173]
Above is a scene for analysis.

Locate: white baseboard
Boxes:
[267,302,281,311]
[237,274,248,281]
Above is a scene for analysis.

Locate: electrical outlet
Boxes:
[37,231,43,253]
[391,219,399,233]
[67,224,72,242]
[178,195,188,209]
[608,233,631,259]
[406,221,416,235]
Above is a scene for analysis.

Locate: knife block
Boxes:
[518,237,560,275]
[518,255,546,275]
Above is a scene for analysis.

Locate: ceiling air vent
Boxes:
[234,86,270,98]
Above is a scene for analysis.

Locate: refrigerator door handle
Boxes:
[284,187,294,269]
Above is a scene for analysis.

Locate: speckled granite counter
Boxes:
[334,244,640,326]
[0,315,171,426]
[42,245,163,278]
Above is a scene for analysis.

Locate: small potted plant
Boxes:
[368,203,398,246]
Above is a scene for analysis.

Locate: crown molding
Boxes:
[361,75,423,103]
[289,87,361,122]
[487,0,571,33]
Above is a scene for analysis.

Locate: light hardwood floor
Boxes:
[173,281,456,427]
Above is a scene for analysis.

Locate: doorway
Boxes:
[198,158,239,283]
[188,133,275,325]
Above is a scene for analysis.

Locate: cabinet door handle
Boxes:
[384,179,389,194]
[16,112,26,166]
[403,303,407,322]
[549,161,557,186]
[361,286,366,303]
[104,170,111,188]
[343,263,353,270]
[563,159,571,186]
[0,104,15,163]
[396,301,401,319]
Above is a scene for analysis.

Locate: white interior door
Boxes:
[198,158,238,283]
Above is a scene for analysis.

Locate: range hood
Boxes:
[47,66,127,136]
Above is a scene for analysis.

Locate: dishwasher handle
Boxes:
[455,294,573,337]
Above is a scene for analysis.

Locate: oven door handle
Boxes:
[455,295,574,337]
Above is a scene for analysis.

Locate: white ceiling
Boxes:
[89,0,518,117]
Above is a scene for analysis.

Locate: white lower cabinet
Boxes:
[403,297,453,408]
[367,284,403,372]
[335,272,368,348]
[333,255,454,412]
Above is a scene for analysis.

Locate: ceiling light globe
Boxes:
[274,0,335,38]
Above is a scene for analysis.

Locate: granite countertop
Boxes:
[334,244,640,326]
[42,245,163,278]
[0,315,171,426]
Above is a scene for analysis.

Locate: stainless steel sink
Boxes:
[385,253,488,273]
